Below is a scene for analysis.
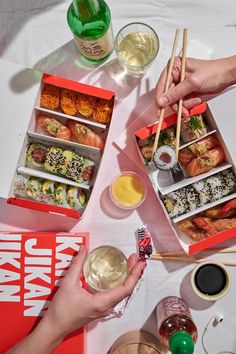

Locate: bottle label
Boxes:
[74,25,113,60]
[156,296,192,328]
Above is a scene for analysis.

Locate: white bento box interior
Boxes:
[135,88,236,254]
[0,58,114,219]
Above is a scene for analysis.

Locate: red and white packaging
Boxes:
[135,90,236,255]
[0,58,115,219]
[0,231,88,353]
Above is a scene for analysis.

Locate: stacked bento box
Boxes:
[135,89,236,254]
[0,59,114,219]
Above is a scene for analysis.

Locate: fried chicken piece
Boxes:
[213,217,236,232]
[60,89,77,115]
[178,219,208,241]
[92,98,113,124]
[76,93,95,118]
[40,84,60,110]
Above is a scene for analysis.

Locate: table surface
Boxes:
[1,1,236,353]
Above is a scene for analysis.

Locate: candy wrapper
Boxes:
[137,225,153,260]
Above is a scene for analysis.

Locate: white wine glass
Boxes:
[115,22,159,78]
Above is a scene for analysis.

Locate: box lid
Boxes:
[0,58,42,198]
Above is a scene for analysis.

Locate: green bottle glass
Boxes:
[67,0,114,62]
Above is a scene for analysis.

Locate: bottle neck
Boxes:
[72,0,100,18]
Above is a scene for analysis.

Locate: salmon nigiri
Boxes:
[186,146,225,177]
[37,115,72,141]
[68,120,104,150]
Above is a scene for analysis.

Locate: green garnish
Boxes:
[159,129,172,145]
[189,115,202,131]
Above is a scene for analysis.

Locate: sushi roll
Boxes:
[41,180,55,204]
[162,188,189,218]
[206,175,225,201]
[14,174,29,198]
[26,177,44,202]
[67,186,87,209]
[26,143,49,169]
[185,185,201,211]
[54,183,67,206]
[44,146,66,175]
[181,114,207,143]
[192,179,212,206]
[218,169,236,195]
[153,145,176,171]
[62,150,94,184]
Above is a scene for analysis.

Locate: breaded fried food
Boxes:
[60,89,77,115]
[40,84,60,110]
[92,98,113,124]
[76,93,95,118]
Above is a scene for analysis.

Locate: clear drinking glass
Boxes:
[115,22,159,77]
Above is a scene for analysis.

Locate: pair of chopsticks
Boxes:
[151,246,236,266]
[152,28,188,160]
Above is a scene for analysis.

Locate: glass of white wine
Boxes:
[115,22,159,78]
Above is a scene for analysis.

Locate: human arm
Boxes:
[156,55,236,116]
[6,246,146,354]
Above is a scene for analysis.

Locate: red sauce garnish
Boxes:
[160,152,171,164]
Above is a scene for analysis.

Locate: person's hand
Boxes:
[7,246,146,354]
[156,55,236,116]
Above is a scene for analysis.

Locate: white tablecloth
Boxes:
[0,1,236,353]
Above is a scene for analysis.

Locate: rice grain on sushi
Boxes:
[41,180,55,204]
[26,143,49,169]
[67,186,87,209]
[162,188,189,218]
[26,177,44,202]
[14,174,29,198]
[54,183,67,207]
[44,146,66,174]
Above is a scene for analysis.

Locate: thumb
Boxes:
[67,245,87,283]
[158,78,194,107]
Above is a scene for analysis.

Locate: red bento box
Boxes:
[135,91,236,255]
[0,59,114,219]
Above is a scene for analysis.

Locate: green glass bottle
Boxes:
[67,0,114,62]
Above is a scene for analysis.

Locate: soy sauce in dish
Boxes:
[194,264,227,295]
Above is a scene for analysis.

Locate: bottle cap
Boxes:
[169,331,194,354]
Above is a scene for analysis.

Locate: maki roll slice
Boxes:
[185,185,201,211]
[162,188,189,218]
[26,177,44,202]
[218,169,236,195]
[153,145,176,171]
[44,146,66,174]
[26,143,49,169]
[41,180,55,204]
[62,150,94,184]
[206,175,225,202]
[54,183,67,207]
[67,186,87,209]
[14,174,29,198]
[192,179,212,206]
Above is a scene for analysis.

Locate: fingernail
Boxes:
[158,96,168,106]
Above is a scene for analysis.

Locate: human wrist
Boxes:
[221,55,236,87]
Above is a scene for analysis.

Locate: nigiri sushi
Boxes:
[67,121,104,150]
[185,146,225,177]
[181,114,207,143]
[37,115,72,141]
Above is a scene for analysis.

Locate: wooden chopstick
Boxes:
[152,28,180,159]
[150,254,236,266]
[152,245,236,258]
[175,28,188,160]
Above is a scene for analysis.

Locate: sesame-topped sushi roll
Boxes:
[192,179,212,206]
[67,186,87,210]
[14,174,29,198]
[162,188,189,218]
[26,177,44,202]
[185,185,201,211]
[41,180,55,204]
[206,175,225,202]
[218,169,236,195]
[62,150,94,184]
[26,143,49,169]
[44,146,66,175]
[54,183,67,207]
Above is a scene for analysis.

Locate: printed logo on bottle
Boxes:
[74,25,113,60]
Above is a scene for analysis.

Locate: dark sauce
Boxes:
[194,264,227,295]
